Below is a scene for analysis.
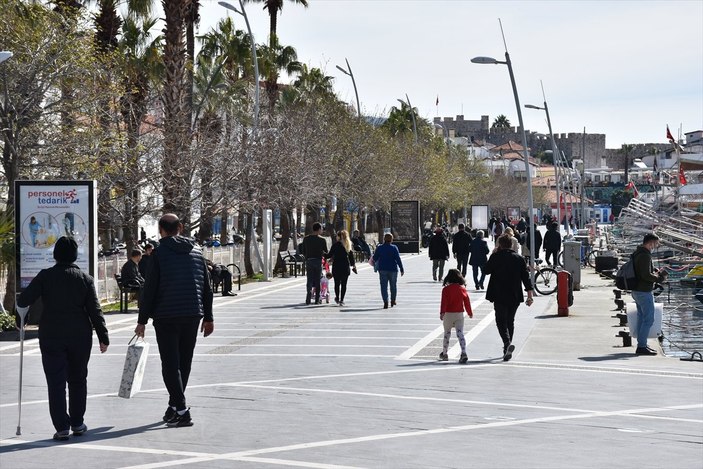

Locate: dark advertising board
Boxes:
[390,201,420,253]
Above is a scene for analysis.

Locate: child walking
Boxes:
[439,269,473,364]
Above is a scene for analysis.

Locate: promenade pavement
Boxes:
[1,245,702,469]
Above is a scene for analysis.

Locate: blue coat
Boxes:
[373,242,404,273]
[468,238,489,266]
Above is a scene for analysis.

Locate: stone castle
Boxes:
[432,114,667,170]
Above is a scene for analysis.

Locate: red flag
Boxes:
[666,125,675,143]
[679,165,687,185]
[625,181,639,197]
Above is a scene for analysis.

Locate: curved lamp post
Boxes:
[218,1,259,132]
[398,94,418,144]
[471,52,536,281]
[525,100,561,226]
[336,58,361,120]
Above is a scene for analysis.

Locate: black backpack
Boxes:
[615,254,637,290]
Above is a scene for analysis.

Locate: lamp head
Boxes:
[218,1,240,14]
[525,104,542,110]
[471,56,499,64]
[335,65,349,75]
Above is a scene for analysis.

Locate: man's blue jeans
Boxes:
[631,290,655,348]
[378,270,398,303]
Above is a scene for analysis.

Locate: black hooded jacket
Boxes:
[138,235,213,324]
[18,263,109,345]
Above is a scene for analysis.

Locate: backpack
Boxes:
[615,254,637,290]
[494,223,503,236]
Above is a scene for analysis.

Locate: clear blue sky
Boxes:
[195,0,703,148]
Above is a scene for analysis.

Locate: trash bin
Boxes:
[563,240,582,290]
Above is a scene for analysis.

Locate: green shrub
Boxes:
[0,312,17,331]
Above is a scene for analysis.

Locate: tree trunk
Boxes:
[375,209,385,244]
[244,212,254,277]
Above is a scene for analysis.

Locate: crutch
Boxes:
[15,303,29,436]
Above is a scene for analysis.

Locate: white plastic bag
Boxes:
[118,335,149,399]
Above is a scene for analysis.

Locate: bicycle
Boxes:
[525,256,559,295]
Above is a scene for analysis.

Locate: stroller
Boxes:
[311,258,332,304]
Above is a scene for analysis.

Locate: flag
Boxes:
[679,165,687,185]
[666,125,675,143]
[625,181,639,197]
[435,95,439,106]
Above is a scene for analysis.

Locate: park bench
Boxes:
[114,274,140,313]
[280,250,306,278]
[211,263,242,293]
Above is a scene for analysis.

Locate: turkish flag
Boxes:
[680,166,687,185]
[666,125,675,143]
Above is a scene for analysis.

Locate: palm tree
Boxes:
[492,114,511,130]
[243,0,308,47]
[258,36,303,111]
[161,0,190,217]
[382,101,418,138]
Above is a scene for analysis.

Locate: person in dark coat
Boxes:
[522,223,543,260]
[299,222,329,305]
[121,249,145,288]
[484,234,534,361]
[135,214,214,428]
[451,223,472,277]
[325,230,357,305]
[468,230,490,290]
[428,227,450,281]
[543,222,562,266]
[206,259,235,296]
[16,236,109,441]
[138,243,154,279]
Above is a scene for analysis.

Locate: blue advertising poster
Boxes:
[15,181,97,290]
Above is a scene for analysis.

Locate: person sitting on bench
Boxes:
[121,249,145,289]
[206,260,235,297]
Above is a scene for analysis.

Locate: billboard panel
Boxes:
[15,181,97,291]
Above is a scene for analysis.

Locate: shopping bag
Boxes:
[118,334,150,399]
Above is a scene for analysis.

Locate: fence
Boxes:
[1,240,290,308]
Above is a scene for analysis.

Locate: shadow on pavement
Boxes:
[534,314,560,319]
[0,422,166,454]
[396,357,503,367]
[578,353,634,361]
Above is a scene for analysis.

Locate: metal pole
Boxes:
[542,101,561,227]
[504,52,536,283]
[336,59,361,120]
[16,313,25,435]
[237,0,259,133]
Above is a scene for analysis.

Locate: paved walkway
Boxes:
[1,250,702,468]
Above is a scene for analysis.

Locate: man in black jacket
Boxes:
[451,223,472,277]
[631,233,668,355]
[428,227,450,281]
[135,214,214,427]
[138,243,154,279]
[543,222,561,266]
[299,222,328,304]
[121,249,145,288]
[484,234,534,361]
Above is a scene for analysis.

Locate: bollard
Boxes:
[613,289,622,299]
[557,270,573,317]
[614,299,625,311]
[612,312,628,326]
[617,330,632,347]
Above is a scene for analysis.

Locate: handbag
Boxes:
[118,334,150,399]
[368,256,375,267]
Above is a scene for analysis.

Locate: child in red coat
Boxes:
[439,269,473,364]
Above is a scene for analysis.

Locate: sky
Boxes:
[192,0,703,149]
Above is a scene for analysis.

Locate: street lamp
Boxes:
[335,58,361,120]
[471,39,536,280]
[0,51,12,64]
[398,94,418,144]
[525,99,561,227]
[218,1,259,131]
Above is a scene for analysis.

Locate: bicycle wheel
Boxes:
[587,250,598,268]
[534,267,558,295]
[557,251,564,267]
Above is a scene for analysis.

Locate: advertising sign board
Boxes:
[390,201,420,253]
[15,181,97,292]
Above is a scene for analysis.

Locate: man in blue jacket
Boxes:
[135,214,214,427]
